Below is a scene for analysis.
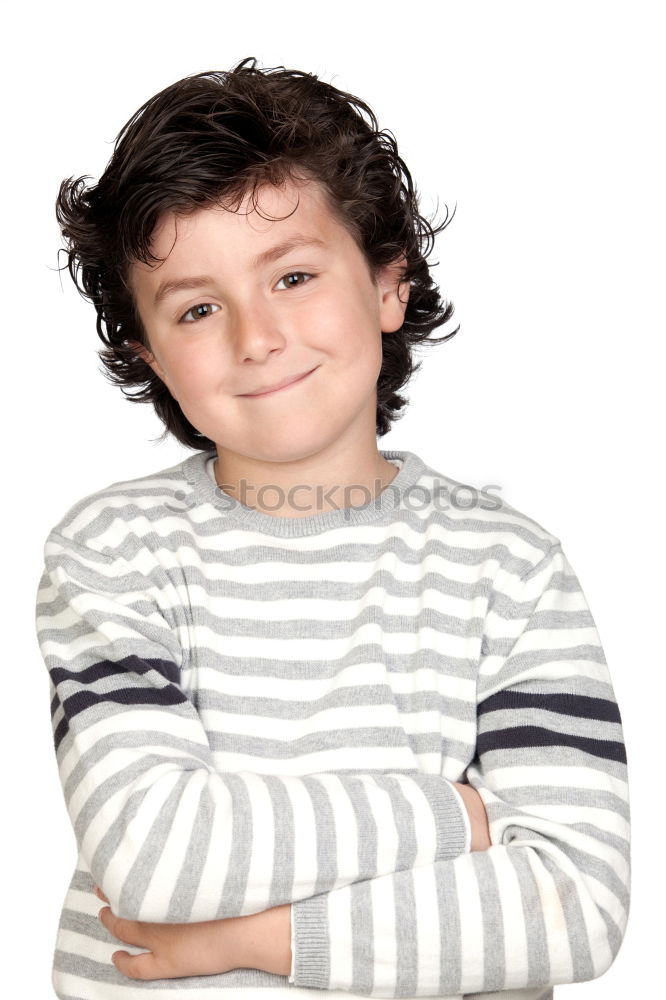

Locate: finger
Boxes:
[112,949,158,981]
[94,885,109,903]
[98,906,115,938]
[98,907,146,948]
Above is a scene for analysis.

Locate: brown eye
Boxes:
[180,303,220,324]
[275,271,313,290]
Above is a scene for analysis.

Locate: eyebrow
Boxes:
[152,235,328,307]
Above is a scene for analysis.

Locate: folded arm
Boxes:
[235,787,490,981]
[36,529,471,925]
[287,545,631,996]
[91,785,490,983]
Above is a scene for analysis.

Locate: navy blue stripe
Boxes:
[53,682,187,753]
[62,684,187,719]
[477,725,626,765]
[50,654,181,687]
[54,714,69,752]
[50,656,186,753]
[478,691,622,724]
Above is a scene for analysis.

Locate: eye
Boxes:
[275,271,314,290]
[180,303,221,324]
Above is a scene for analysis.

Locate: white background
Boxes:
[4,0,662,995]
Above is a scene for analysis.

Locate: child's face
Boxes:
[128,175,409,471]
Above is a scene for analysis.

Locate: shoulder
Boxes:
[414,455,562,579]
[43,453,198,554]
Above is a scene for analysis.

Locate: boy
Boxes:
[35,56,630,1000]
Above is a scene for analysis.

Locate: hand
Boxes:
[95,886,292,980]
[95,886,240,980]
[452,780,492,851]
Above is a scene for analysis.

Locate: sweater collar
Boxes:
[181,448,427,537]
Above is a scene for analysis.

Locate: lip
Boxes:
[239,367,318,397]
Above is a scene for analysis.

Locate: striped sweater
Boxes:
[34,447,631,1000]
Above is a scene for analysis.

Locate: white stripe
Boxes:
[491,846,530,988]
[506,626,604,653]
[197,703,472,742]
[484,763,630,800]
[412,863,442,992]
[328,883,353,990]
[454,852,485,992]
[243,771,277,911]
[584,872,629,943]
[480,658,612,690]
[190,620,478,659]
[521,802,630,843]
[183,582,488,618]
[62,887,100,917]
[194,661,475,702]
[369,872,397,991]
[524,846,574,984]
[210,744,423,775]
[189,772,235,921]
[286,776,322,900]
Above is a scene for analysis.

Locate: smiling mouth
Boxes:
[239,367,318,397]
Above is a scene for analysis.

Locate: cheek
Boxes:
[329,340,383,402]
[308,295,382,361]
[165,346,222,393]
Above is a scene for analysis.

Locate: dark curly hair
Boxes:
[55,56,459,449]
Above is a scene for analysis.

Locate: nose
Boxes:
[230,297,287,362]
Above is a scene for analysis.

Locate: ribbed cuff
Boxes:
[416,773,472,857]
[291,891,330,989]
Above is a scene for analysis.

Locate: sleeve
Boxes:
[35,529,470,925]
[289,542,631,996]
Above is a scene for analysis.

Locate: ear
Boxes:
[376,253,411,333]
[123,340,166,382]
[126,341,173,391]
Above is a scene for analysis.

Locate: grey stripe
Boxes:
[264,774,296,909]
[121,771,191,919]
[216,772,253,917]
[302,775,338,894]
[436,857,463,994]
[166,777,213,921]
[394,869,418,996]
[342,775,378,882]
[539,848,595,981]
[375,774,417,868]
[510,850,551,986]
[350,877,374,994]
[474,850,506,991]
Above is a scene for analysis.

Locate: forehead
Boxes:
[138,175,350,271]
